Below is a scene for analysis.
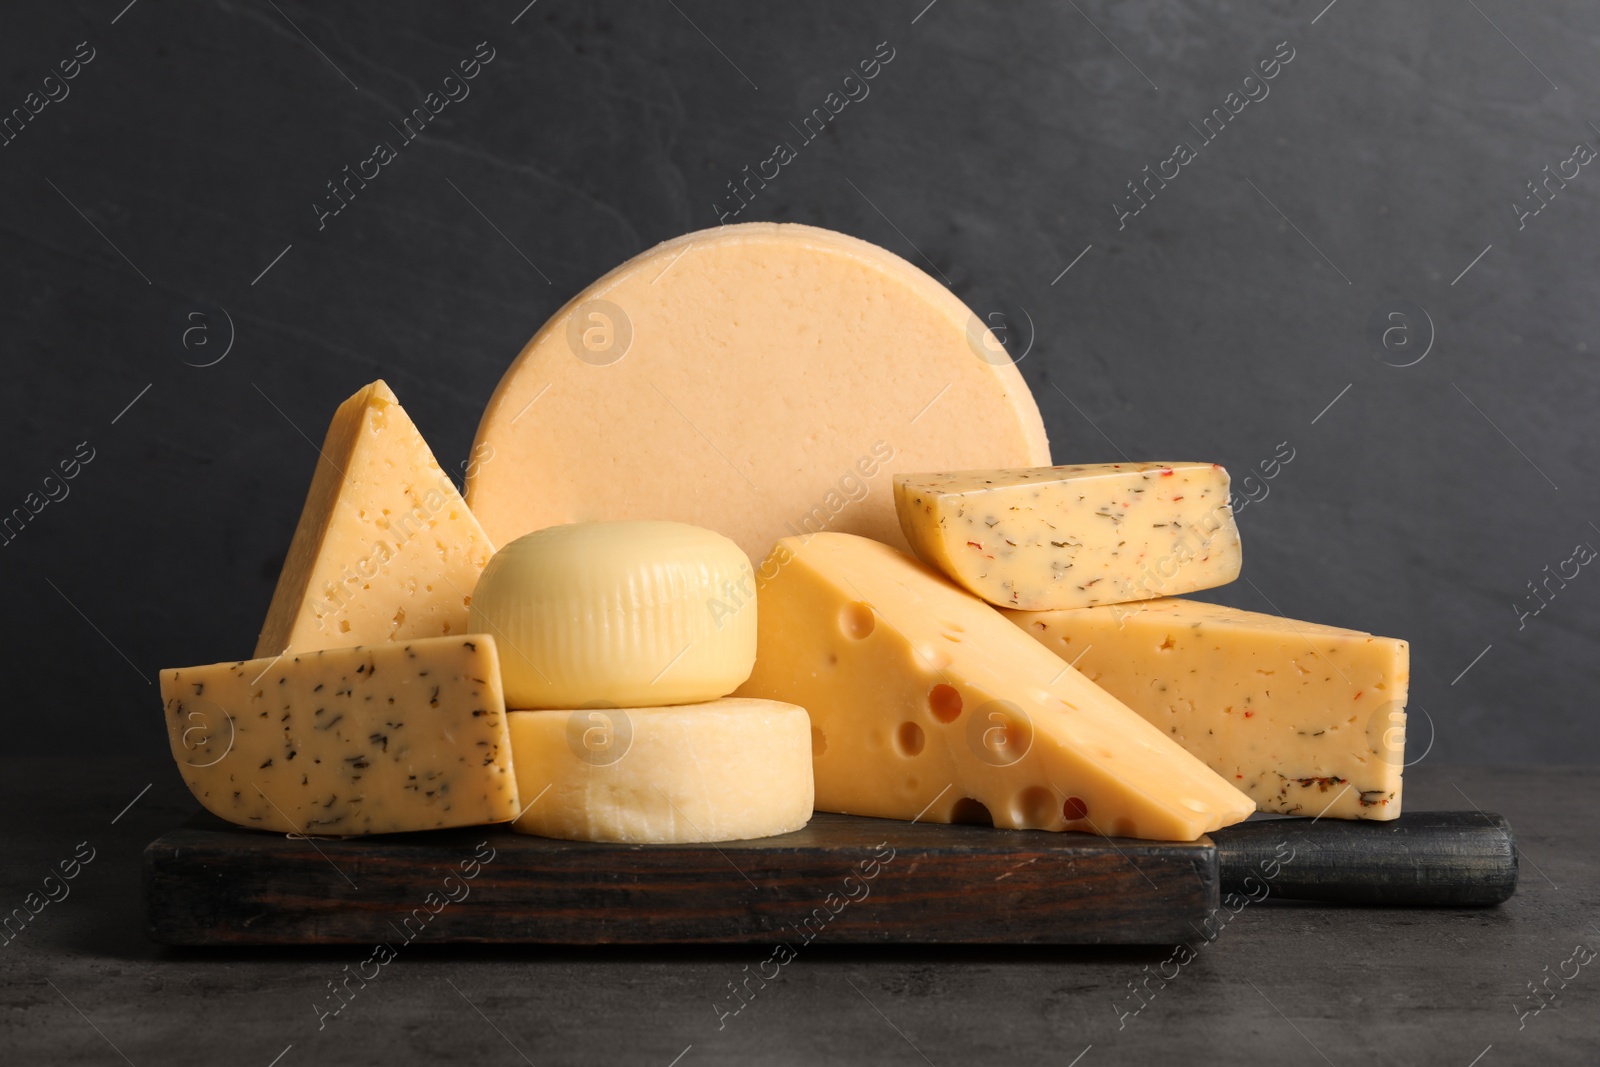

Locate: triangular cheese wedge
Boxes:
[255,380,495,657]
[734,533,1255,841]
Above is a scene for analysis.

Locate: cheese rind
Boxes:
[466,223,1052,562]
[1003,598,1409,819]
[733,533,1254,841]
[469,521,757,709]
[507,699,813,843]
[162,635,519,834]
[895,462,1241,610]
[255,380,496,657]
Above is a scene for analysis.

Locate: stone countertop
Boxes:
[1,759,1594,1065]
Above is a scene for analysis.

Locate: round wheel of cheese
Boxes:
[507,699,813,843]
[466,223,1051,562]
[468,520,756,709]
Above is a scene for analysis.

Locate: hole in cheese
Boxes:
[811,725,828,757]
[1063,795,1089,821]
[928,683,962,723]
[895,721,925,756]
[950,797,993,826]
[1014,786,1057,828]
[841,602,876,640]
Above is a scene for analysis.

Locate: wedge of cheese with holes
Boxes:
[733,533,1254,841]
[255,380,496,657]
[895,462,1241,610]
[466,222,1051,563]
[1003,598,1409,819]
[161,635,518,834]
[507,699,812,843]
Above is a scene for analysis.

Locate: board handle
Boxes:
[1210,811,1518,906]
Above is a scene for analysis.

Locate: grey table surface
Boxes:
[1,759,1595,1065]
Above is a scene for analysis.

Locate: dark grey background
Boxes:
[2,0,1596,770]
[5,6,1599,1067]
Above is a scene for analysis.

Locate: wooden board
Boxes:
[144,811,1216,946]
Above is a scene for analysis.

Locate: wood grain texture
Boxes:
[144,811,1218,946]
[143,809,1519,946]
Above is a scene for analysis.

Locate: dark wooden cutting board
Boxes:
[143,809,1516,946]
[144,811,1221,946]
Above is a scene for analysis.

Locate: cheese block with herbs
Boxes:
[466,222,1051,562]
[895,462,1241,610]
[254,380,496,657]
[1005,598,1409,819]
[161,635,519,834]
[733,533,1255,841]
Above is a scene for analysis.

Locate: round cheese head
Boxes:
[468,520,756,709]
[507,698,813,844]
[466,222,1051,562]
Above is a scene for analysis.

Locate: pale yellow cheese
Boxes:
[1004,598,1409,819]
[508,699,812,843]
[255,380,496,657]
[466,223,1051,562]
[895,462,1241,610]
[733,533,1254,841]
[162,636,518,834]
[469,521,757,709]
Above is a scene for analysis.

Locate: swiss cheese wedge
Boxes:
[734,533,1255,841]
[255,380,495,657]
[466,223,1051,561]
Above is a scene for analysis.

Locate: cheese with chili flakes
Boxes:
[894,462,1241,610]
[161,635,518,834]
[1004,598,1408,819]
